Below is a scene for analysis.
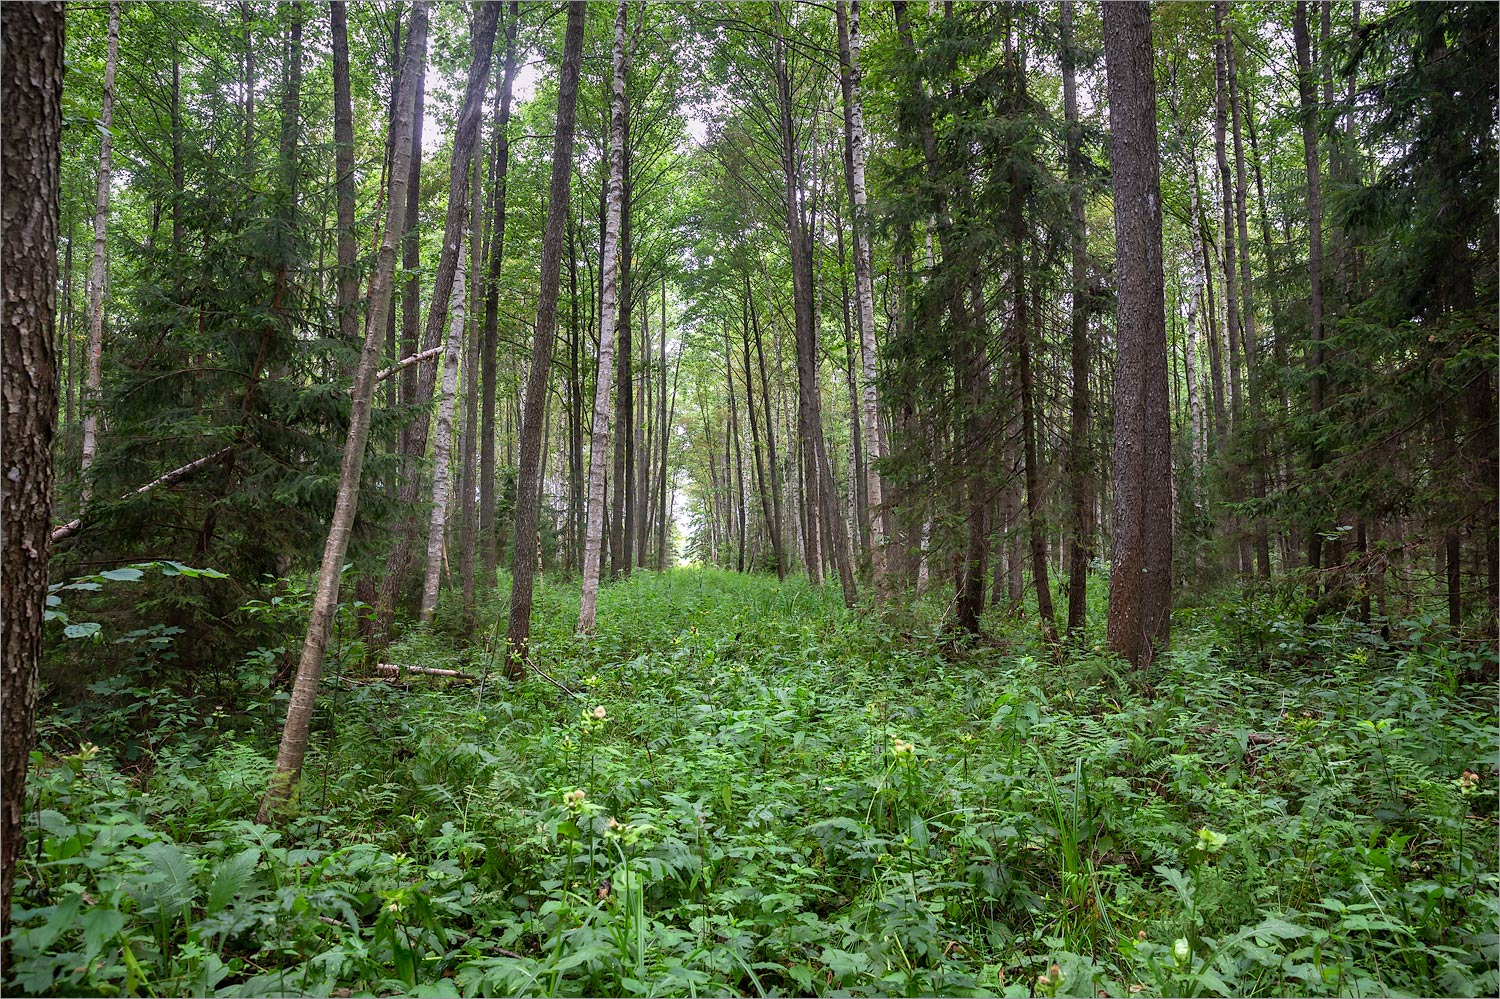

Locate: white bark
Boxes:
[79,1,120,498]
[843,0,887,587]
[578,2,630,635]
[420,263,466,623]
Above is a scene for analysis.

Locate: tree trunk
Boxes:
[506,1,586,662]
[579,3,630,635]
[330,3,360,355]
[1225,15,1272,577]
[1061,0,1094,638]
[835,0,887,592]
[1293,2,1327,578]
[773,15,856,606]
[79,1,120,498]
[259,2,429,823]
[421,266,466,623]
[1103,0,1173,668]
[658,282,674,569]
[458,143,483,622]
[1,3,63,963]
[377,2,500,634]
[481,1,519,581]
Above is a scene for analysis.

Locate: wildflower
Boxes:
[1173,938,1191,964]
[592,705,608,720]
[1194,827,1228,854]
[563,789,587,811]
[890,735,915,756]
[1457,770,1482,796]
[1137,930,1147,941]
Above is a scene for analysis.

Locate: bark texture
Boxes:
[1,1,64,963]
[505,2,587,667]
[1103,0,1173,668]
[579,2,631,636]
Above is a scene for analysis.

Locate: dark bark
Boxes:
[330,2,360,355]
[747,275,785,577]
[1,2,63,964]
[506,2,586,668]
[1103,0,1173,667]
[1061,0,1093,637]
[1293,2,1327,577]
[481,1,519,580]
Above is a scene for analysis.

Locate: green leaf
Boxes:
[99,567,145,582]
[206,846,261,914]
[80,905,126,962]
[63,621,101,640]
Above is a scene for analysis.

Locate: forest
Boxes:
[1,0,1496,996]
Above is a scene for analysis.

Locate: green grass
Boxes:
[11,569,1498,997]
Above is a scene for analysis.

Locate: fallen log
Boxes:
[373,663,473,679]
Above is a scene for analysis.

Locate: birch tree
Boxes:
[420,265,466,624]
[579,1,631,636]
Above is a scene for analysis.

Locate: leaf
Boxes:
[139,840,198,920]
[1252,916,1309,941]
[206,847,261,914]
[63,621,102,640]
[99,567,145,582]
[80,905,126,962]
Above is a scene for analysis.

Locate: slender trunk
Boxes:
[725,328,747,572]
[836,0,887,591]
[421,266,466,623]
[581,5,630,637]
[260,4,429,822]
[658,282,673,569]
[79,2,120,498]
[481,1,519,580]
[637,295,653,566]
[748,277,785,576]
[773,15,856,605]
[399,52,426,416]
[499,0,579,647]
[610,130,635,579]
[1103,0,1173,668]
[331,3,359,355]
[459,146,482,621]
[1061,0,1093,637]
[378,2,500,632]
[1226,16,1271,576]
[1293,2,1327,576]
[1186,151,1226,443]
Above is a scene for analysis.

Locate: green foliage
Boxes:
[12,570,1497,997]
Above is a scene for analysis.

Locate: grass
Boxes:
[11,568,1499,997]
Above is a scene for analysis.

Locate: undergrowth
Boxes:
[10,569,1498,997]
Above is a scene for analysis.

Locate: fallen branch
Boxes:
[374,345,443,384]
[51,446,236,544]
[373,663,472,679]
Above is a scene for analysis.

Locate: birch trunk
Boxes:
[836,0,887,591]
[79,1,120,498]
[421,266,466,624]
[259,2,429,823]
[578,2,630,636]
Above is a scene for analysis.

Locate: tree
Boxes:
[505,1,587,668]
[1,1,64,962]
[1103,0,1172,668]
[580,1,631,636]
[835,0,887,593]
[259,1,430,823]
[1061,0,1094,638]
[78,1,119,498]
[376,1,501,635]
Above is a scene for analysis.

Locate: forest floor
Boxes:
[11,569,1499,997]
